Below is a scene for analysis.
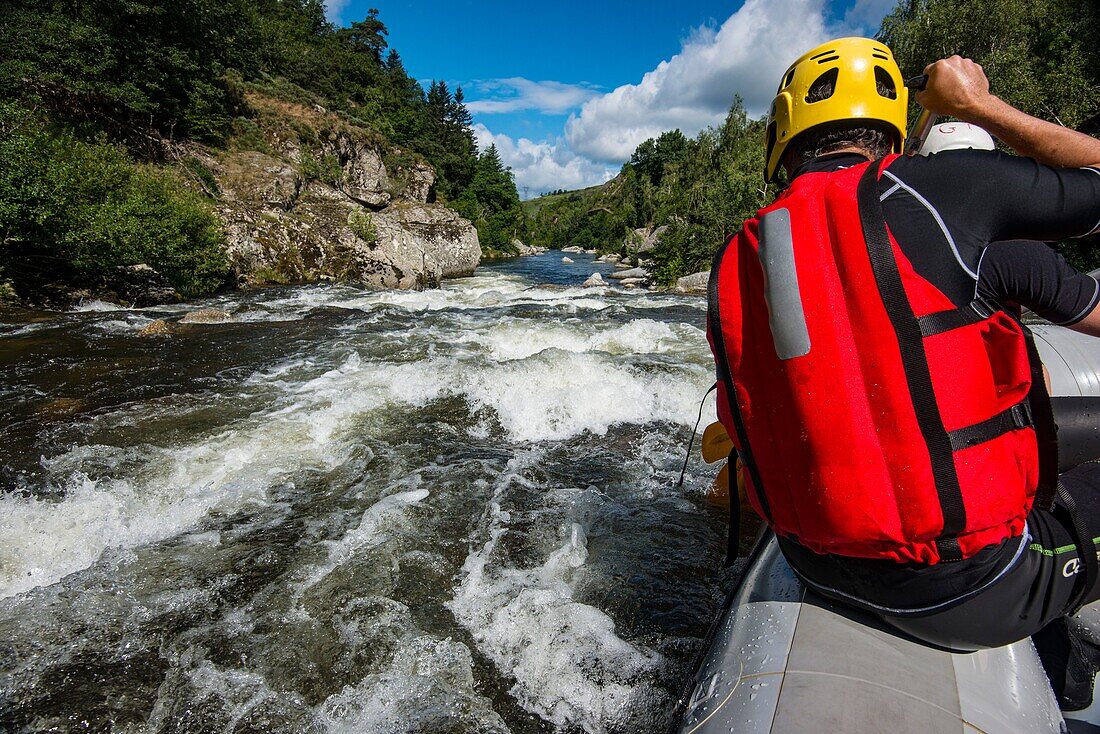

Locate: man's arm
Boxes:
[1067,304,1100,338]
[916,56,1100,169]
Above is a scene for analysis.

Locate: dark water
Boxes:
[0,252,739,733]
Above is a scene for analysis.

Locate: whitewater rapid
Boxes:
[0,253,735,733]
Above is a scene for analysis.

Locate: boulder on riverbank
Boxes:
[608,267,649,281]
[513,240,547,256]
[675,271,709,294]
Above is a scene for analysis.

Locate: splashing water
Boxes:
[0,252,732,733]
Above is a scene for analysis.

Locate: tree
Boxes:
[338,8,389,61]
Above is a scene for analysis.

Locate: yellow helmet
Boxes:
[764,37,908,182]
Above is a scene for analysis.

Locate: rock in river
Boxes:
[583,272,605,287]
[608,267,649,281]
[180,308,233,324]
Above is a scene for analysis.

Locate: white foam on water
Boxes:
[452,350,709,443]
[450,496,665,734]
[0,353,432,598]
[318,635,511,734]
[70,299,127,313]
[478,319,704,361]
[289,486,431,604]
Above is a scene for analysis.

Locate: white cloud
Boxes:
[324,0,351,22]
[564,0,836,163]
[473,124,617,198]
[465,78,602,115]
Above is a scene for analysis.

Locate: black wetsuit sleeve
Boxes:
[888,151,1100,244]
[977,240,1100,325]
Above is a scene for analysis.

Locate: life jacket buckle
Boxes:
[969,296,1000,320]
[1011,401,1033,429]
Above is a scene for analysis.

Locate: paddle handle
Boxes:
[904,75,936,155]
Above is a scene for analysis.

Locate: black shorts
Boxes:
[782,462,1100,651]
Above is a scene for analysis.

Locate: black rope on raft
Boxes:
[677,382,718,489]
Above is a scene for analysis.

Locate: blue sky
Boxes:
[326,0,899,196]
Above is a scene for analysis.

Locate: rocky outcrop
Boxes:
[513,240,547,256]
[675,270,709,294]
[638,225,666,254]
[337,142,390,208]
[623,226,666,259]
[211,122,478,290]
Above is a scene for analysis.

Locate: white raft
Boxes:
[676,322,1100,734]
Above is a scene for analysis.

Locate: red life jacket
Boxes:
[707,156,1057,565]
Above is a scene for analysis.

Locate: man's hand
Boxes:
[916,56,993,121]
[915,55,1100,169]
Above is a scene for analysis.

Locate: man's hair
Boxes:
[782,74,898,171]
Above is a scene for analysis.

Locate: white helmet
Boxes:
[920,122,996,156]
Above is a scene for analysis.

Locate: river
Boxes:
[0,251,743,733]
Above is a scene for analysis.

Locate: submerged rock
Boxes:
[138,319,172,336]
[180,308,233,324]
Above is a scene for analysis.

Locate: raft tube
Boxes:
[676,322,1100,733]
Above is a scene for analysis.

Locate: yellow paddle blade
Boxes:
[706,460,758,518]
[706,463,730,508]
[701,421,734,464]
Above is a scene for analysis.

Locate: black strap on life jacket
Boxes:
[858,159,1064,563]
[917,296,1000,337]
[857,160,968,561]
[1021,320,1061,511]
[947,400,1033,451]
[676,382,719,490]
[707,234,772,566]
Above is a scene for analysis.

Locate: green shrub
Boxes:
[181,157,221,199]
[300,150,343,186]
[0,104,229,300]
[229,117,270,153]
[348,210,378,245]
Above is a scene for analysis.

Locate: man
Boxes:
[708,37,1100,664]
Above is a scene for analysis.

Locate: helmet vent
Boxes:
[805,68,839,103]
[809,49,836,60]
[783,68,796,89]
[874,66,897,99]
[872,52,889,60]
[815,55,840,64]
